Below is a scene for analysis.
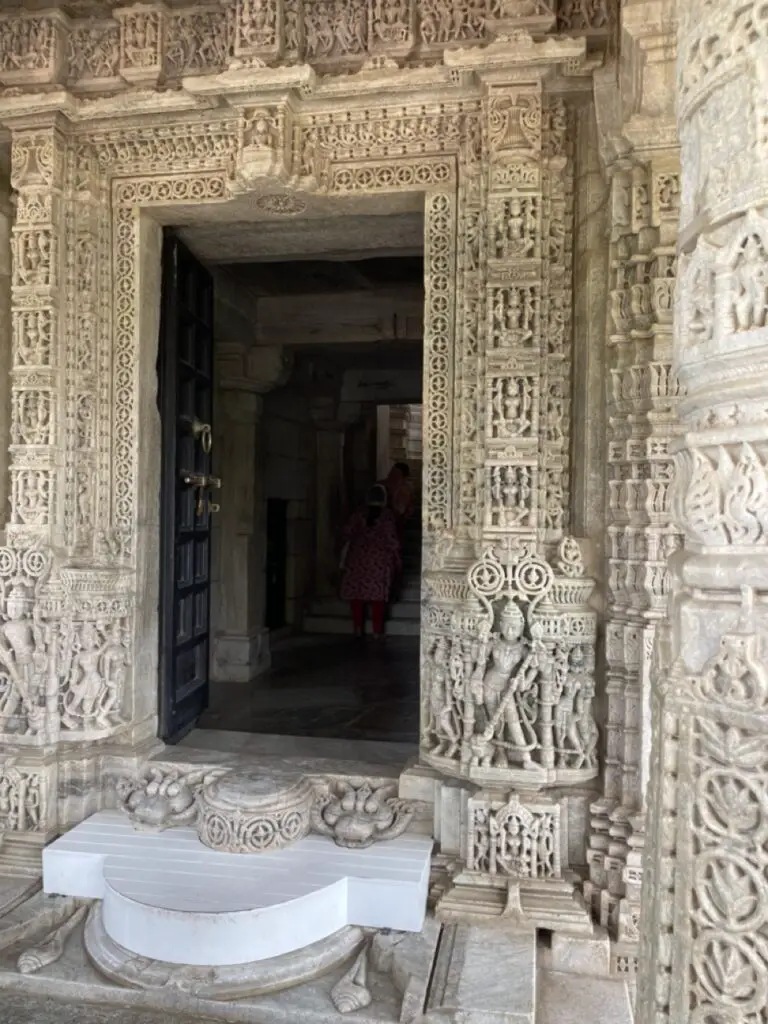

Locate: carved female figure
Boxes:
[0,581,46,731]
[64,622,108,724]
[472,601,536,768]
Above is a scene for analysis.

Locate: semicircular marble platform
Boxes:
[43,811,432,966]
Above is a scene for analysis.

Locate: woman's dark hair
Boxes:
[365,484,387,526]
[394,461,410,477]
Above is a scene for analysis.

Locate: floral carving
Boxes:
[678,444,768,547]
[117,767,223,832]
[310,780,416,848]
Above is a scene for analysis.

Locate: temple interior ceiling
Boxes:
[170,192,425,263]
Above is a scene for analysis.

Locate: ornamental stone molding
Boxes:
[197,769,315,853]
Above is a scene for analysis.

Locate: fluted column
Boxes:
[638,2,768,1021]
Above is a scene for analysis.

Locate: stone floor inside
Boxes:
[199,635,421,745]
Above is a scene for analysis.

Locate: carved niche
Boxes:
[422,537,598,786]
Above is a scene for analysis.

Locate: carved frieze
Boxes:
[0,0,612,90]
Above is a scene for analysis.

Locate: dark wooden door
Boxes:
[158,232,215,743]
[265,499,288,630]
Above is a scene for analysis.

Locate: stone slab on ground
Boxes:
[549,930,610,976]
[427,924,537,1023]
[537,970,633,1024]
[44,811,432,965]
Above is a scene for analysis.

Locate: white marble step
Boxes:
[43,810,433,968]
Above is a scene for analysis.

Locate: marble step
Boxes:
[43,810,433,967]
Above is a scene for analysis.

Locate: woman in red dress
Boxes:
[340,484,401,638]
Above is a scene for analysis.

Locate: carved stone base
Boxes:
[436,869,594,936]
[84,903,367,998]
[197,768,315,853]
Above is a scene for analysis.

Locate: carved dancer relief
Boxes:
[422,538,597,786]
[0,1,612,87]
[0,549,52,738]
[115,6,165,83]
[0,761,45,835]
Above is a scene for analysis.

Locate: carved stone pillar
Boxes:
[211,340,291,683]
[638,2,768,1021]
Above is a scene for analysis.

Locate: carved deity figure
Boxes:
[572,645,598,768]
[427,636,455,755]
[733,233,768,330]
[471,601,538,768]
[61,619,125,729]
[0,581,46,732]
[65,622,105,721]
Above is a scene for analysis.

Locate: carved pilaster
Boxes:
[638,1,768,1021]
[211,336,293,682]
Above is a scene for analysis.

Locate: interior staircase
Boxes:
[303,512,422,636]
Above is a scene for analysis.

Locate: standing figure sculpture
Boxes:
[0,580,47,733]
[470,600,538,769]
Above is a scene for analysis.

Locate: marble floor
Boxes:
[198,635,420,745]
[3,995,221,1024]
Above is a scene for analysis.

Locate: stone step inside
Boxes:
[309,597,421,620]
[43,810,432,967]
[303,613,420,636]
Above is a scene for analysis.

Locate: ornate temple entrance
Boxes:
[0,1,601,869]
[0,0,701,1017]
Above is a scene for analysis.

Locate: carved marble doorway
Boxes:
[171,202,426,741]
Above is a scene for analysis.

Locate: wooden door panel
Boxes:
[158,232,214,743]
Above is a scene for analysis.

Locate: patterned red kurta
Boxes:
[340,508,401,603]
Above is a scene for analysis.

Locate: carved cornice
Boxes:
[0,0,615,106]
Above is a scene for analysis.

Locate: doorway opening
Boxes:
[156,198,425,749]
